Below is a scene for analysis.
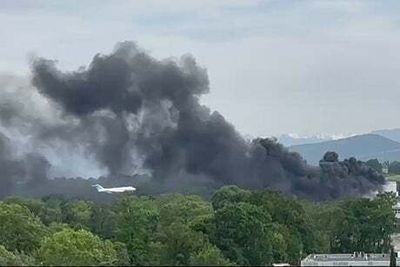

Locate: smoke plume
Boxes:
[0,41,384,200]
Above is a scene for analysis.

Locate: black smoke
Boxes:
[0,133,19,198]
[318,152,384,199]
[0,133,50,198]
[0,41,384,200]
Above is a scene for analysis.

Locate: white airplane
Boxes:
[92,184,136,194]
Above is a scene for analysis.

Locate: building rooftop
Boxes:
[302,253,391,262]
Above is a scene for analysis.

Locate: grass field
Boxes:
[386,174,400,182]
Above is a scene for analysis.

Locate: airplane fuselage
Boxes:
[97,186,136,193]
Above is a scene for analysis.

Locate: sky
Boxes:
[1,0,400,138]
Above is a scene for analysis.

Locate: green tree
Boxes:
[325,195,395,253]
[113,241,130,266]
[249,191,319,262]
[271,230,287,263]
[62,200,94,229]
[40,196,64,225]
[0,202,47,253]
[0,245,18,266]
[213,202,273,266]
[89,204,116,239]
[5,197,62,225]
[211,185,251,210]
[114,196,160,265]
[36,228,119,266]
[47,222,71,234]
[189,243,232,266]
[155,194,214,266]
[157,220,209,265]
[0,245,36,266]
[389,161,400,174]
[301,201,335,254]
[157,194,213,227]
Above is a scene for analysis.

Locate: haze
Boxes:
[1,0,399,138]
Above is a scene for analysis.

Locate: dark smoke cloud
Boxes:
[0,41,384,200]
[0,132,50,198]
[0,132,19,198]
[23,153,50,185]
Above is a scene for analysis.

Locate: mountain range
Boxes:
[286,129,400,165]
[371,128,400,143]
[278,134,332,147]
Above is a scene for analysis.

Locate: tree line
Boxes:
[0,186,397,266]
[366,159,400,174]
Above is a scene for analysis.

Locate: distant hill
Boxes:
[371,128,400,143]
[289,134,400,165]
[278,134,331,146]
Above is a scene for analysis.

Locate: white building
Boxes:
[301,252,398,266]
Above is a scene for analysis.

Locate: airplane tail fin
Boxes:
[92,184,105,191]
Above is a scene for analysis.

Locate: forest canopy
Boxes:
[0,186,396,266]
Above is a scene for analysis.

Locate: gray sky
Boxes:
[1,0,400,138]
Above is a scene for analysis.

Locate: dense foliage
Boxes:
[0,187,396,266]
[389,161,400,174]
